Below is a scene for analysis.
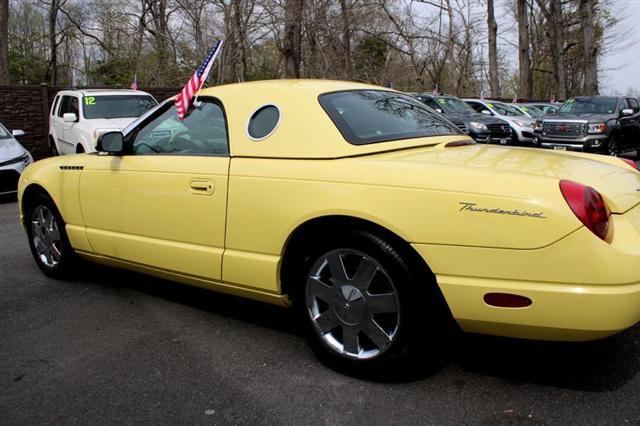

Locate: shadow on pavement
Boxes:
[83,263,299,336]
[453,330,639,392]
[71,263,639,391]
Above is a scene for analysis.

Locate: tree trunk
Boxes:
[580,0,598,95]
[48,0,59,85]
[0,0,8,84]
[283,0,303,78]
[232,0,248,81]
[516,0,532,99]
[339,0,352,80]
[132,0,147,79]
[550,0,566,100]
[487,0,499,97]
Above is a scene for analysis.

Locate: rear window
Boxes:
[319,90,459,145]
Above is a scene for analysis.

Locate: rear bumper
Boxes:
[412,204,640,341]
[432,274,640,341]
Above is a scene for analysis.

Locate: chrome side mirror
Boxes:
[621,108,634,117]
[12,129,25,137]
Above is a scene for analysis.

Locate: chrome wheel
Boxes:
[305,249,401,360]
[608,140,620,156]
[31,205,62,268]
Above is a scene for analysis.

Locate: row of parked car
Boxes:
[2,85,639,198]
[411,92,640,157]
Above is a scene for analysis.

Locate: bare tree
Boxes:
[516,0,532,99]
[0,0,8,84]
[579,0,598,95]
[282,0,303,78]
[487,0,499,97]
[339,0,352,79]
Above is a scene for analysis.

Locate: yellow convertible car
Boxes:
[18,80,640,373]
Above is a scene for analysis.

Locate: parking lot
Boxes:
[1,198,640,424]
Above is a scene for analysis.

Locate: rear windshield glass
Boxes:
[82,95,157,119]
[557,97,617,115]
[319,90,459,145]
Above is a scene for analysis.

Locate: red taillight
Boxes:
[484,293,532,308]
[559,180,612,242]
[620,158,639,171]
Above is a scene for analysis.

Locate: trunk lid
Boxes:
[376,144,640,213]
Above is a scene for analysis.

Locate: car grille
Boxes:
[0,169,20,194]
[487,123,511,138]
[455,123,468,134]
[542,121,586,138]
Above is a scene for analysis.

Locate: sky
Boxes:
[600,0,640,95]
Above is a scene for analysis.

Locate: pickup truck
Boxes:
[533,96,640,156]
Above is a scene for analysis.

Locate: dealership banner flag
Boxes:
[175,40,224,121]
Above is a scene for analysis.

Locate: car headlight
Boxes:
[468,122,488,131]
[513,120,530,128]
[534,120,542,130]
[587,123,607,134]
[0,153,30,167]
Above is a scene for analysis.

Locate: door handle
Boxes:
[189,179,215,195]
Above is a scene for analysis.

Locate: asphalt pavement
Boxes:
[1,198,640,425]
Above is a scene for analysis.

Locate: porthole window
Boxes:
[247,105,281,140]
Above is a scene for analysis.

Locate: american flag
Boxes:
[175,40,224,121]
[130,74,138,90]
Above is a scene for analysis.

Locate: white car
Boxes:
[0,123,33,196]
[464,99,537,145]
[49,89,158,155]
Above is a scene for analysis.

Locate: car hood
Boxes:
[359,144,640,214]
[545,113,612,122]
[0,137,27,161]
[86,117,138,130]
[443,112,508,125]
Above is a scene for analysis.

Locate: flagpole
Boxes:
[194,42,223,108]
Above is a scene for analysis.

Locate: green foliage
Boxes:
[247,41,280,81]
[354,36,388,80]
[89,57,133,86]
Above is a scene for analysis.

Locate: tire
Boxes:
[607,138,620,157]
[292,229,448,377]
[24,191,78,279]
[49,138,59,156]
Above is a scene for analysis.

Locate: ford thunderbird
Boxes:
[18,80,640,374]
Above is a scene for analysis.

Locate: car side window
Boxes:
[467,102,483,113]
[69,97,79,118]
[51,96,60,116]
[619,98,629,112]
[628,98,639,113]
[58,96,71,117]
[131,99,228,156]
[422,98,440,111]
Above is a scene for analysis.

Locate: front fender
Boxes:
[18,155,92,233]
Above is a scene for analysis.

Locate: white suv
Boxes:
[49,89,158,155]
